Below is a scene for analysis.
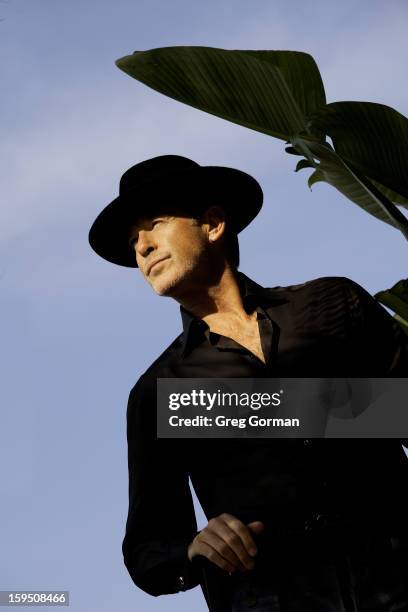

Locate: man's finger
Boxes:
[224,515,260,556]
[196,530,247,570]
[207,516,257,568]
[195,540,239,573]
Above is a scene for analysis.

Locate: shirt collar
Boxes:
[179,271,285,358]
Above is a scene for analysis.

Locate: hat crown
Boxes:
[119,155,199,195]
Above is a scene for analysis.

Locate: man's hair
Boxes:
[191,204,240,270]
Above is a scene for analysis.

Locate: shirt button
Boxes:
[178,575,186,591]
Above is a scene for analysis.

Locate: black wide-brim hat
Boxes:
[88,154,263,268]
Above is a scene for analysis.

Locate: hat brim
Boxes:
[88,165,263,268]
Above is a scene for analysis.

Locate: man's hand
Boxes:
[187,513,265,573]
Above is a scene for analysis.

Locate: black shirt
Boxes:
[122,272,408,599]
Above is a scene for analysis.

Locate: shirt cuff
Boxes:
[169,534,202,592]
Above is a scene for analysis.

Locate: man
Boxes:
[88,154,408,611]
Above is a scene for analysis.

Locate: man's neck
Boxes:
[175,266,255,328]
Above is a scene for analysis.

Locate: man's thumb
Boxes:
[247,521,265,535]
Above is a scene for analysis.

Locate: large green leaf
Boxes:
[308,102,408,200]
[375,280,408,321]
[116,46,326,141]
[375,279,408,336]
[393,314,408,336]
[291,134,408,240]
[369,179,408,212]
[238,50,326,120]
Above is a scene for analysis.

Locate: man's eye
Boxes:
[129,219,162,247]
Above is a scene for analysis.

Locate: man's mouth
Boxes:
[147,257,169,275]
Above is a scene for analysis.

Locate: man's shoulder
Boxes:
[265,274,361,299]
[263,275,369,338]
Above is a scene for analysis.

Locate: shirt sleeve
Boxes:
[342,277,408,376]
[122,375,202,596]
[343,278,408,448]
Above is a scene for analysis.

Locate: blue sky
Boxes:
[1,1,408,610]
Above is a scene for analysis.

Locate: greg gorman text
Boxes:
[168,415,301,428]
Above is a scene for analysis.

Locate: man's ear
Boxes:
[203,205,226,243]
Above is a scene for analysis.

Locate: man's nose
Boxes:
[136,230,156,259]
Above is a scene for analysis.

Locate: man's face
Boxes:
[128,206,214,297]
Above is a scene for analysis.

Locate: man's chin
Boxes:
[149,265,200,298]
[150,274,181,297]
